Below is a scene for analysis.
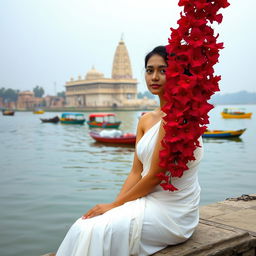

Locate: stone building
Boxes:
[16,91,44,110]
[65,39,157,108]
[44,95,65,108]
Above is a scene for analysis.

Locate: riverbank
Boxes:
[11,105,157,112]
[42,194,256,256]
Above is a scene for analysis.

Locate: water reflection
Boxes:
[90,141,135,149]
[203,137,243,143]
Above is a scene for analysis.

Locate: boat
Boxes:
[202,128,246,138]
[87,113,121,128]
[89,130,136,145]
[40,116,59,123]
[60,113,85,124]
[221,108,252,119]
[2,109,15,116]
[33,109,45,114]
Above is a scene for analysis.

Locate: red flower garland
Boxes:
[157,0,230,191]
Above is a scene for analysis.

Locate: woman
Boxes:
[56,46,203,256]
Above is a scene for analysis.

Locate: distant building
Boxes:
[17,91,44,109]
[44,95,65,108]
[65,39,157,108]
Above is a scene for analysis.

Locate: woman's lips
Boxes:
[150,84,161,89]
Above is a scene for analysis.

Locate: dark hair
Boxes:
[144,46,168,68]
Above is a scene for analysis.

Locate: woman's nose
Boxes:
[152,71,159,81]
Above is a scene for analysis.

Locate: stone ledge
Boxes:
[42,195,256,256]
[152,221,256,256]
[153,194,256,256]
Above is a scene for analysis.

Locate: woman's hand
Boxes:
[82,202,117,219]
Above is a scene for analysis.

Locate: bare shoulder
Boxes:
[138,110,161,133]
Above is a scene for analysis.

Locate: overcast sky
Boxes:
[0,0,255,95]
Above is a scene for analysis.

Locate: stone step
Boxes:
[42,194,256,256]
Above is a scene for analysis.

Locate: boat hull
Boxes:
[40,116,59,123]
[2,110,15,116]
[202,129,246,138]
[87,121,121,129]
[89,132,136,145]
[60,119,85,124]
[221,112,252,119]
[33,111,45,114]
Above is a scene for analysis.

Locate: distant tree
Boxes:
[57,91,66,98]
[0,87,5,97]
[33,85,44,98]
[0,87,19,102]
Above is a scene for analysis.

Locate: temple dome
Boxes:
[112,39,133,79]
[85,66,104,80]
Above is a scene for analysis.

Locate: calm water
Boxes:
[0,105,255,256]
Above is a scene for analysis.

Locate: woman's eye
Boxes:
[160,69,166,74]
[146,69,153,73]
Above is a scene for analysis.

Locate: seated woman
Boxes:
[56,46,203,256]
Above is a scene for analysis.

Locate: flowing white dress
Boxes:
[56,120,203,256]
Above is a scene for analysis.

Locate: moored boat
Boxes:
[2,109,15,116]
[40,116,59,123]
[60,113,85,124]
[87,113,121,128]
[221,108,252,119]
[202,128,246,138]
[89,130,136,145]
[33,109,45,114]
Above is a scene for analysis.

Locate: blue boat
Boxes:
[60,113,85,124]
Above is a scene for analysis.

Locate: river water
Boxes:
[0,105,255,256]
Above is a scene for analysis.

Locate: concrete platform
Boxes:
[153,194,256,256]
[42,194,256,256]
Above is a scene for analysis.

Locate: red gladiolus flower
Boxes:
[194,0,210,9]
[156,172,169,182]
[185,28,205,47]
[165,62,184,78]
[161,183,178,192]
[216,0,230,8]
[178,0,191,7]
[158,0,230,191]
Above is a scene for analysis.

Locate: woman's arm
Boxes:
[115,152,143,201]
[115,118,145,200]
[113,121,165,206]
[82,120,165,219]
[82,117,145,219]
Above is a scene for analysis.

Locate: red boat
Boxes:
[89,131,136,145]
[87,113,121,128]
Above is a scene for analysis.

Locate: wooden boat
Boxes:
[40,116,59,123]
[33,109,45,114]
[2,109,15,116]
[89,130,136,145]
[221,108,252,119]
[60,113,85,124]
[202,128,246,138]
[87,113,121,128]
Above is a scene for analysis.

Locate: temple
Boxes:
[65,39,156,109]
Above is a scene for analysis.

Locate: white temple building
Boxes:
[65,39,157,109]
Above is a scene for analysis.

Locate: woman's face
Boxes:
[145,54,167,96]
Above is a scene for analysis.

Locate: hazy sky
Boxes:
[0,0,255,95]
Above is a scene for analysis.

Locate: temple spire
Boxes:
[111,39,133,79]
